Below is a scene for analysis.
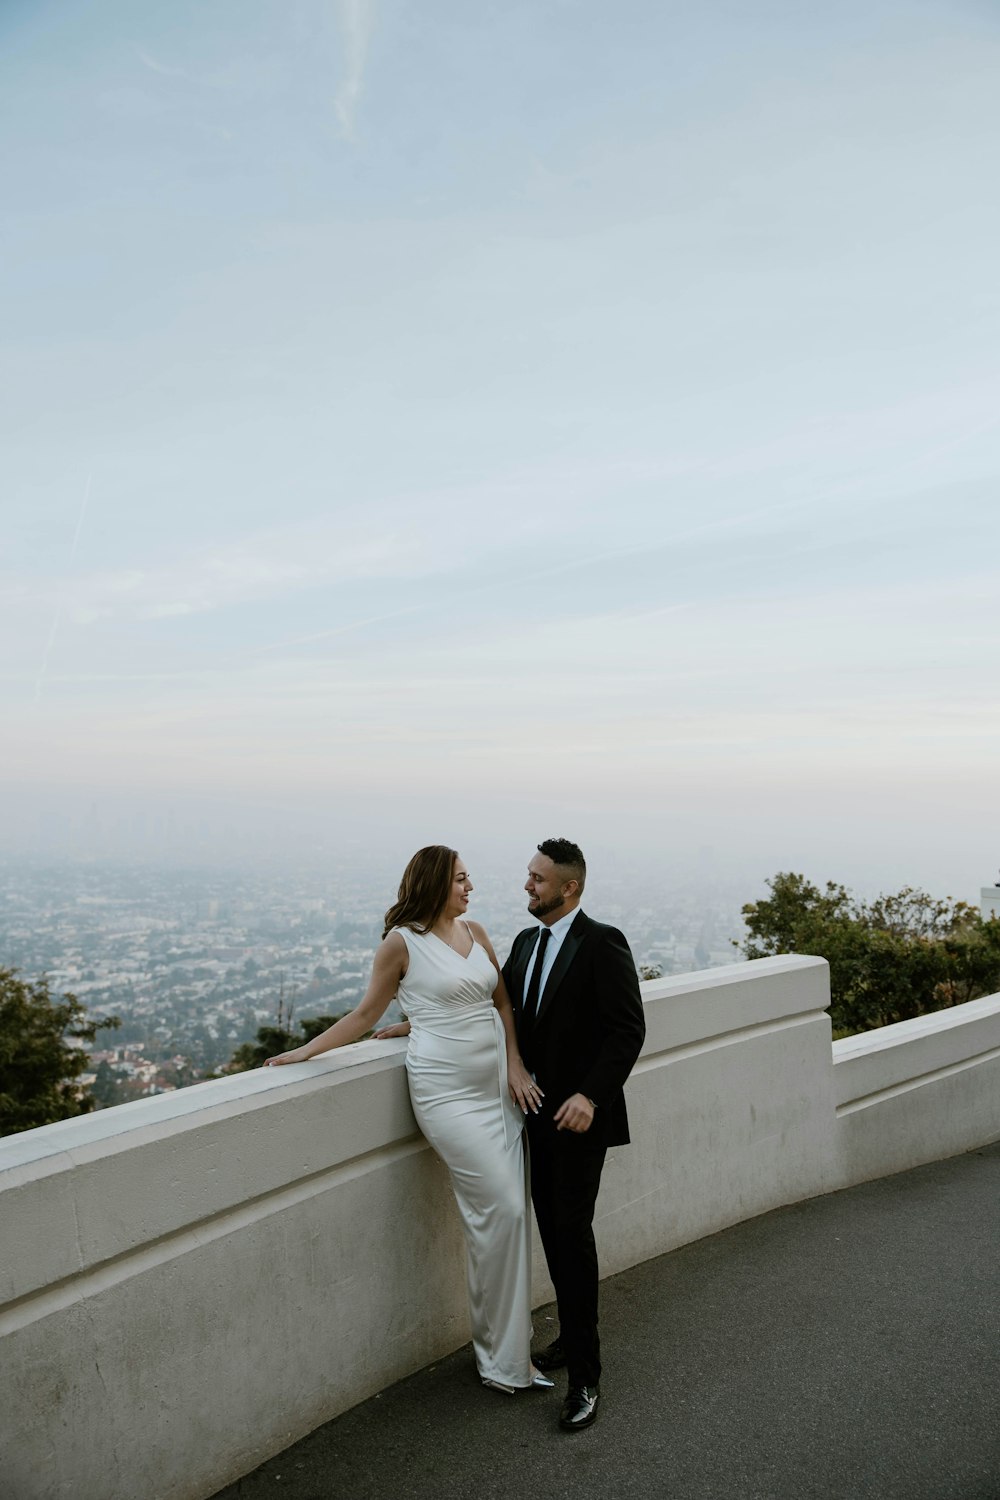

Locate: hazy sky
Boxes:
[3,0,998,895]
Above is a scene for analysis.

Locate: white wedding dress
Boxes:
[396,924,532,1387]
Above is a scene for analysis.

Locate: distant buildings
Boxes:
[1,857,750,1109]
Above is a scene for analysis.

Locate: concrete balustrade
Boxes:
[593,955,839,1274]
[833,992,1000,1183]
[2,954,999,1500]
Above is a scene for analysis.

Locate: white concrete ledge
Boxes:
[2,957,1000,1500]
[831,990,1000,1183]
[0,1041,415,1308]
[597,955,837,1270]
[640,954,829,1053]
[833,993,1000,1106]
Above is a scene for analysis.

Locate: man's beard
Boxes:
[528,895,565,920]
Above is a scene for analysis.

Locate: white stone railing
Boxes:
[832,991,1000,1180]
[2,955,999,1500]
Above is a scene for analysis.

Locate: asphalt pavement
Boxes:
[214,1142,1000,1500]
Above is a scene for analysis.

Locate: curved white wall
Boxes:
[2,955,999,1500]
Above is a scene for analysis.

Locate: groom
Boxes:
[503,838,645,1432]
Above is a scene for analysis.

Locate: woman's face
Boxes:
[446,856,473,918]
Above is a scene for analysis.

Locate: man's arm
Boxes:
[578,925,646,1108]
[501,930,527,1004]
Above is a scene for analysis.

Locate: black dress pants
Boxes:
[527,1113,608,1388]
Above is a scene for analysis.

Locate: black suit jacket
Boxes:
[502,911,646,1149]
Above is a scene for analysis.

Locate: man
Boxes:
[503,838,646,1432]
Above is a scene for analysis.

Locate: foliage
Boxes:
[738,873,1000,1037]
[90,1058,128,1109]
[0,968,120,1137]
[225,1014,346,1073]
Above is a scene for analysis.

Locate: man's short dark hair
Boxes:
[537,837,586,894]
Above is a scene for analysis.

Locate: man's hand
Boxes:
[554,1092,594,1133]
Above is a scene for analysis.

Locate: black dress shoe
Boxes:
[559,1385,599,1431]
[531,1339,567,1372]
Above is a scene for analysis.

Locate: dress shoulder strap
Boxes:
[394,924,432,947]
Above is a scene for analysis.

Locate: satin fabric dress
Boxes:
[396,925,532,1388]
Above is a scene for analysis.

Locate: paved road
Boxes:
[214,1143,1000,1500]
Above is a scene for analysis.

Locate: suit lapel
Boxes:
[535,912,588,1028]
[510,929,535,1015]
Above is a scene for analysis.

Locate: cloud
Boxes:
[33,473,91,703]
[32,608,62,704]
[134,45,201,85]
[10,508,477,629]
[257,603,427,654]
[333,0,374,140]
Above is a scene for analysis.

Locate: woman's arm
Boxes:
[265,932,408,1065]
[470,922,542,1115]
[373,1020,411,1039]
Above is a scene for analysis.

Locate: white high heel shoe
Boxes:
[481,1367,555,1394]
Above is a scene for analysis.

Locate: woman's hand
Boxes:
[507,1056,543,1115]
[373,1021,411,1040]
[264,1046,312,1067]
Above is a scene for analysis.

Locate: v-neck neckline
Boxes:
[427,924,476,961]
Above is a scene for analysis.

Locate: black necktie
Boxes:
[523,928,551,1020]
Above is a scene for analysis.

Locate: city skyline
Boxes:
[3,1,999,895]
[0,855,744,1108]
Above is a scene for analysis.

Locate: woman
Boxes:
[265,845,551,1394]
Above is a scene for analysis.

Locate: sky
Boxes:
[2,0,999,897]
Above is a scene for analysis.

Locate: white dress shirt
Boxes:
[522,906,582,1009]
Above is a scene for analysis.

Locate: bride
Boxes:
[265,845,552,1393]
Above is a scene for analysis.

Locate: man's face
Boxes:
[524,853,575,923]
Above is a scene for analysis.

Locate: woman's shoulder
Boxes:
[372,927,410,979]
[466,918,492,945]
[382,927,413,953]
[386,924,432,949]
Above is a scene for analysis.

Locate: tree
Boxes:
[224,1014,347,1073]
[90,1057,147,1110]
[0,968,120,1137]
[90,1058,125,1109]
[737,874,1000,1037]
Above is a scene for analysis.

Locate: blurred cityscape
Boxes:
[0,858,748,1108]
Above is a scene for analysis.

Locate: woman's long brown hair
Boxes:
[383,845,459,939]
